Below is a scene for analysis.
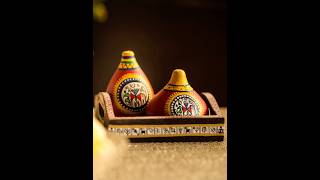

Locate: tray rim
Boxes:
[94,91,225,121]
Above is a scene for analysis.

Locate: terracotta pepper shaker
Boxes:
[106,50,154,116]
[146,69,208,116]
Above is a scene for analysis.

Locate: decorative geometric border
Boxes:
[164,92,204,116]
[108,124,224,138]
[118,58,140,69]
[164,84,193,91]
[112,73,153,115]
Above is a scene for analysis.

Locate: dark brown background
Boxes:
[93,0,227,106]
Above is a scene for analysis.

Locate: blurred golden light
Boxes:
[93,2,108,23]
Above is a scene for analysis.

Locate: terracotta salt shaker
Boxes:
[146,69,208,116]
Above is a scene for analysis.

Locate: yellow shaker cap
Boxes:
[167,69,189,85]
[122,50,135,57]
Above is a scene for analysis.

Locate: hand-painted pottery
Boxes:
[106,50,154,116]
[146,69,208,116]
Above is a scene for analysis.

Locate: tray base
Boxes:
[129,136,224,142]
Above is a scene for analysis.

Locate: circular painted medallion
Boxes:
[165,93,201,116]
[113,74,152,114]
[118,79,149,109]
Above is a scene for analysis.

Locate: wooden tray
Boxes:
[94,92,225,142]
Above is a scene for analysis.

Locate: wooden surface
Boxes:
[100,107,227,180]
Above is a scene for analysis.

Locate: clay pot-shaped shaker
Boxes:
[106,50,154,116]
[146,69,208,116]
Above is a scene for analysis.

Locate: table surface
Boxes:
[101,107,227,180]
